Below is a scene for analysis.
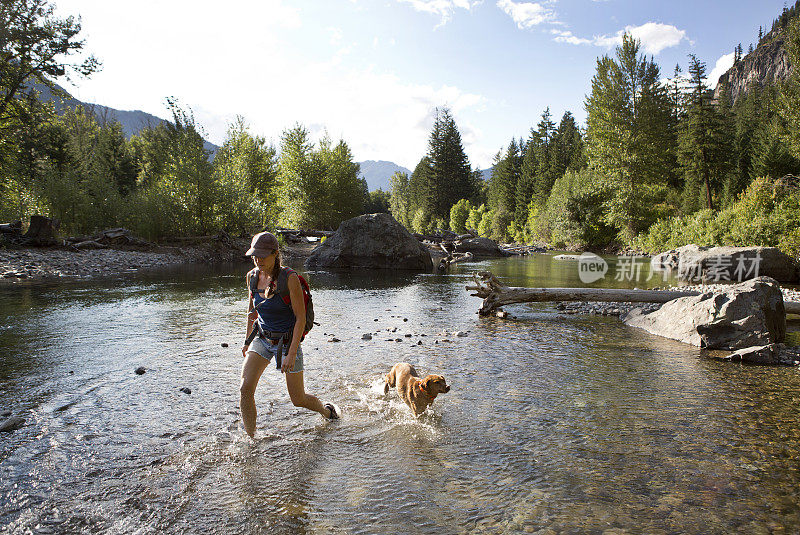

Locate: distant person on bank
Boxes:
[240,231,337,438]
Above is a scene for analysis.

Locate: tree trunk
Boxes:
[21,215,60,246]
[466,271,800,316]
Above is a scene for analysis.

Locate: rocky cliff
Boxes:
[714,28,793,103]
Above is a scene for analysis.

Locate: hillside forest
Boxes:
[2,0,800,259]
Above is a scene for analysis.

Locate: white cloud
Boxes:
[551,29,592,46]
[707,52,735,89]
[396,0,478,25]
[497,0,556,29]
[593,23,688,55]
[328,27,343,45]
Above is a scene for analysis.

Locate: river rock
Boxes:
[179,387,191,395]
[361,333,372,340]
[454,237,510,258]
[0,416,25,432]
[622,276,786,350]
[676,245,799,283]
[715,343,800,366]
[135,366,146,375]
[552,254,582,261]
[305,213,432,271]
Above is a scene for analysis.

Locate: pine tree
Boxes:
[422,107,474,220]
[678,55,735,212]
[531,108,558,202]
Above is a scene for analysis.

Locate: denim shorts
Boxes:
[247,337,304,373]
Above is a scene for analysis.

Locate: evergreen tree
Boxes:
[489,139,522,218]
[678,56,735,212]
[422,107,474,219]
[363,189,391,214]
[585,34,676,240]
[130,122,172,188]
[95,120,137,195]
[531,108,558,202]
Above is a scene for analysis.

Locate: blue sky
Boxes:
[55,0,788,170]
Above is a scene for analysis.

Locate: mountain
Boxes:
[713,2,800,104]
[358,160,411,191]
[33,82,219,155]
[714,27,792,104]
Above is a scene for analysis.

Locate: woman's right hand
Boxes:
[241,345,248,358]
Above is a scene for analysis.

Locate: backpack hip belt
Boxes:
[244,323,291,369]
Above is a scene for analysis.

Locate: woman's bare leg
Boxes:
[285,371,331,417]
[240,352,269,437]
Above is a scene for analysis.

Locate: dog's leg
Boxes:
[384,367,396,395]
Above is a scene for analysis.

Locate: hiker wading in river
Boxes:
[240,232,338,438]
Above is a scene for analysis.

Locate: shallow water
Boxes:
[1,255,800,534]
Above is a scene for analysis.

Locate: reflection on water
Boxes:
[1,255,800,534]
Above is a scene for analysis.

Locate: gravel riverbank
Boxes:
[0,239,319,283]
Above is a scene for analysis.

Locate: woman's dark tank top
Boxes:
[252,273,296,334]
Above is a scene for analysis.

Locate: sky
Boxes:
[54,0,789,171]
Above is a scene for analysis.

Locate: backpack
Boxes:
[249,267,315,335]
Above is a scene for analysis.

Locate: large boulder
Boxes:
[622,276,786,350]
[305,213,432,271]
[453,237,510,258]
[676,245,798,283]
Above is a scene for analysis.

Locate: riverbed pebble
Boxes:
[179,387,191,395]
[134,367,146,375]
[0,416,26,432]
[554,301,663,316]
[361,333,372,340]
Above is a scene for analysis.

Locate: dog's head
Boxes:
[421,375,450,397]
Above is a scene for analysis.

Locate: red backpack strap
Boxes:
[276,267,294,305]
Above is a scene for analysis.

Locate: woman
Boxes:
[240,231,338,438]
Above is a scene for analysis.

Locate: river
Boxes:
[1,255,800,534]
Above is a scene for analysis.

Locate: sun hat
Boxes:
[245,231,279,257]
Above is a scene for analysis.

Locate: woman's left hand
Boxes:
[282,351,296,373]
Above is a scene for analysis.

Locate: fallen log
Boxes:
[466,271,800,316]
[0,221,22,234]
[437,252,473,271]
[275,228,335,238]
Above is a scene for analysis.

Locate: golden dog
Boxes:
[384,362,450,416]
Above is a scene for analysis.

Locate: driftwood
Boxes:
[0,220,22,235]
[275,229,335,238]
[466,271,800,316]
[437,252,474,272]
